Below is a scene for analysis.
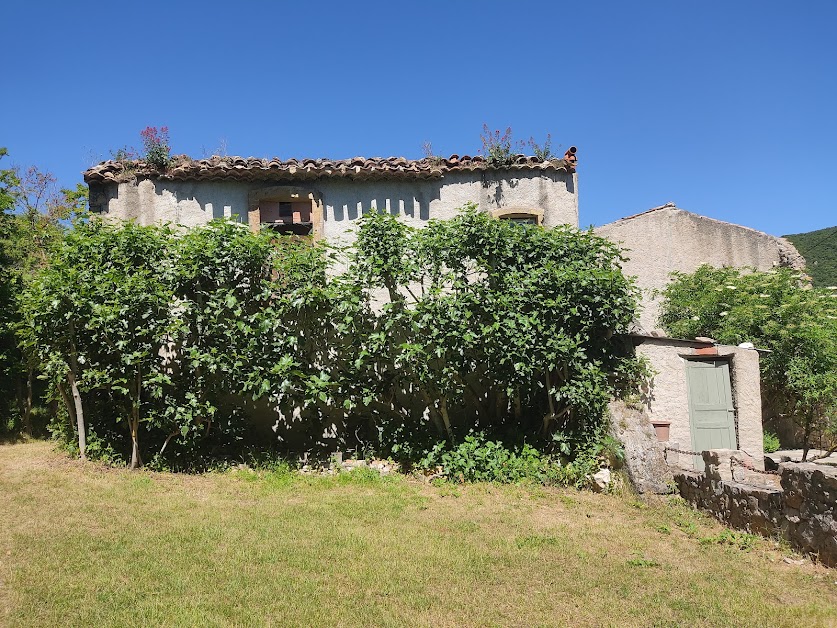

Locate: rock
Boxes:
[777,237,807,271]
[608,400,673,494]
[592,468,611,492]
[783,557,806,565]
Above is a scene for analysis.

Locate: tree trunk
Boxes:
[129,417,142,469]
[23,366,34,436]
[57,381,76,439]
[496,389,508,423]
[801,411,814,462]
[159,431,178,456]
[438,396,453,442]
[513,391,522,423]
[15,377,25,430]
[66,327,86,459]
[129,373,142,469]
[464,379,488,420]
[543,371,556,434]
[67,371,86,460]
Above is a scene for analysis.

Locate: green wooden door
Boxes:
[685,359,736,470]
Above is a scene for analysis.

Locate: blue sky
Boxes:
[2,1,835,235]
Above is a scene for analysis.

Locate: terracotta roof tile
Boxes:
[83,154,572,184]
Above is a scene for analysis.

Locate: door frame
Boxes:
[684,356,737,469]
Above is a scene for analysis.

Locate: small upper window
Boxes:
[259,200,313,235]
[248,187,323,238]
[490,207,544,226]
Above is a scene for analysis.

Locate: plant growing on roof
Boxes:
[140,126,173,170]
[110,146,137,163]
[527,134,553,160]
[421,141,444,166]
[480,124,524,166]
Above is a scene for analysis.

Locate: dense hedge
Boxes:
[16,207,644,470]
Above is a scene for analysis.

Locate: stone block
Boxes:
[608,400,673,494]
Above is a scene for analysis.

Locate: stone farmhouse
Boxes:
[83,154,803,484]
[84,154,578,244]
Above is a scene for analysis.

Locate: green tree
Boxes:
[20,208,645,471]
[1,153,88,436]
[349,206,641,455]
[0,148,21,431]
[784,226,837,288]
[164,220,277,456]
[22,218,174,465]
[658,265,837,460]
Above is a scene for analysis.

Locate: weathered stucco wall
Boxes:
[89,169,579,238]
[90,179,246,226]
[717,345,764,462]
[319,170,578,244]
[595,204,805,332]
[633,337,764,470]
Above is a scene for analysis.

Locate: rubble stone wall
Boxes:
[674,450,837,566]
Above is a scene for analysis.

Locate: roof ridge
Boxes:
[84,154,572,184]
[608,202,795,242]
[616,202,678,221]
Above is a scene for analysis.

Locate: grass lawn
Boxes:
[1,441,836,627]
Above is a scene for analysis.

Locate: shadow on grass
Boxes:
[0,432,36,446]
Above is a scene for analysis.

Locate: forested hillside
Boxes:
[784,226,837,287]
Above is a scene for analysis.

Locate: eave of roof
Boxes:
[627,332,713,347]
[84,154,573,185]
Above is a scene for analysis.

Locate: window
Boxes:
[259,200,313,235]
[490,207,544,226]
[248,187,323,238]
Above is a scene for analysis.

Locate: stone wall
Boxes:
[595,204,806,333]
[674,449,837,566]
[88,169,579,242]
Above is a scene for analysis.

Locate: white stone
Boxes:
[592,468,611,492]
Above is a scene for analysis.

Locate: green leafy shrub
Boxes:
[418,433,547,483]
[21,205,642,473]
[84,428,125,466]
[763,431,781,454]
[417,431,599,486]
[700,529,758,551]
[659,265,837,460]
[351,207,641,460]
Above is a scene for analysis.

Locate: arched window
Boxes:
[490,207,544,226]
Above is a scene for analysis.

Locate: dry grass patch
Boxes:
[1,440,836,627]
